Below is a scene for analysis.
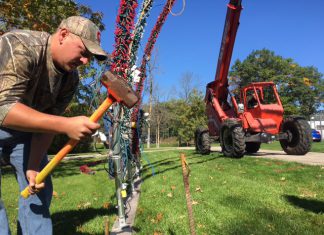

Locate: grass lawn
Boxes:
[1,149,324,234]
[2,156,116,235]
[136,149,324,234]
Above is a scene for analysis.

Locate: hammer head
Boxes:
[101,71,139,108]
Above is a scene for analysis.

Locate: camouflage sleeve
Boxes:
[47,71,80,115]
[0,34,36,125]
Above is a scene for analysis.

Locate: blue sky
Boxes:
[78,0,324,100]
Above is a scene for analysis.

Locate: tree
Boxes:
[145,48,159,148]
[0,0,105,89]
[229,49,324,117]
[175,89,206,146]
[178,72,199,101]
[0,0,104,34]
[0,0,106,152]
[150,83,169,148]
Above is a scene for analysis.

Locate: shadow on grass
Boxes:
[141,156,178,171]
[52,160,107,178]
[284,195,324,214]
[141,154,220,181]
[1,158,108,178]
[52,206,116,235]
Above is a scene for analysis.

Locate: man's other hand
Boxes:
[26,170,45,195]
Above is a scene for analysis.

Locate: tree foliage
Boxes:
[177,89,206,145]
[160,89,206,146]
[229,49,324,117]
[0,0,106,152]
[0,0,104,34]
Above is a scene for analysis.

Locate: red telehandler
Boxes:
[195,0,312,158]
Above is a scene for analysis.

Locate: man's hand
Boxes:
[26,170,45,195]
[64,116,100,140]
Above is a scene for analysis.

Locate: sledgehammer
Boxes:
[21,71,138,198]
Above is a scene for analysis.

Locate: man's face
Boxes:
[55,29,92,72]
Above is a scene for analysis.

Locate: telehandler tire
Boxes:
[220,119,245,158]
[245,142,261,154]
[195,127,211,155]
[279,116,312,155]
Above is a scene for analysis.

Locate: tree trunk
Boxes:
[157,122,160,148]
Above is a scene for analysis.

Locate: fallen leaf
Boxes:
[78,202,91,209]
[167,192,173,198]
[192,200,198,205]
[171,185,176,190]
[161,189,165,193]
[299,190,317,198]
[103,202,110,209]
[280,177,286,181]
[195,187,203,193]
[76,225,84,232]
[156,213,163,222]
[52,191,58,198]
[137,207,144,214]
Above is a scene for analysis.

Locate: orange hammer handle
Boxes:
[21,97,115,198]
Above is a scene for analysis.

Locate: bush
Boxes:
[48,134,93,154]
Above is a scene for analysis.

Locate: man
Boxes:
[0,16,108,234]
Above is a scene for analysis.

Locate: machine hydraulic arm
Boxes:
[210,0,242,101]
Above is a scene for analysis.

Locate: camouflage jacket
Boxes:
[0,30,79,125]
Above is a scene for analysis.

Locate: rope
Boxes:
[169,0,186,16]
[180,153,196,235]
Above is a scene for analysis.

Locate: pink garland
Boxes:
[110,0,138,80]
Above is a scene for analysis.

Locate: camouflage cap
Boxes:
[59,16,108,61]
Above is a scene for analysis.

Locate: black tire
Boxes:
[245,142,261,154]
[195,127,211,155]
[279,116,312,155]
[220,119,245,158]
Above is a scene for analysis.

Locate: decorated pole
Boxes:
[131,0,177,156]
[109,0,138,229]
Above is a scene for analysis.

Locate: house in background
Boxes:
[308,111,324,141]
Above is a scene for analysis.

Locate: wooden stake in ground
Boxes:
[105,217,109,235]
[180,153,196,235]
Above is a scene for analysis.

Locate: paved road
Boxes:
[211,147,324,166]
[175,146,324,166]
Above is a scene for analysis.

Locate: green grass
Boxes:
[2,157,116,235]
[260,141,324,152]
[2,150,324,234]
[136,149,324,234]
